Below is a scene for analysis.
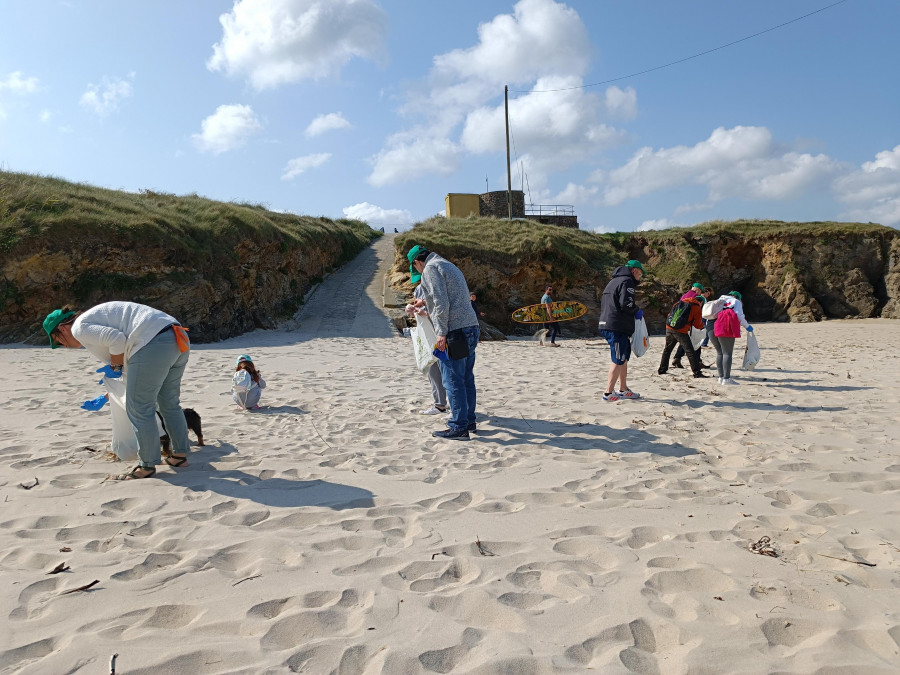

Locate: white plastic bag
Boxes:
[105,377,164,460]
[689,325,705,350]
[631,317,649,357]
[412,315,438,373]
[742,331,761,370]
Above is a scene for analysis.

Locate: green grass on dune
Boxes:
[0,170,378,266]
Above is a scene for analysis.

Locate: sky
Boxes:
[1,0,899,233]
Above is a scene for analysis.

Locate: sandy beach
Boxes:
[1,315,899,674]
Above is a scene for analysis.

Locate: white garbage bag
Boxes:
[742,331,761,370]
[105,377,164,460]
[631,317,650,358]
[689,325,705,350]
[412,315,438,373]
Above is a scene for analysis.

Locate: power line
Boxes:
[511,0,850,94]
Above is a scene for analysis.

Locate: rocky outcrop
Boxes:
[391,221,899,336]
[1,226,376,343]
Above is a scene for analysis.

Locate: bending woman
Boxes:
[44,301,191,479]
[711,291,753,385]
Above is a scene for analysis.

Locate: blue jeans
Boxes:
[126,329,190,467]
[439,326,479,431]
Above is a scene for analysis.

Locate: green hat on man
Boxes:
[43,309,76,348]
[692,282,705,291]
[625,259,644,272]
[407,244,428,284]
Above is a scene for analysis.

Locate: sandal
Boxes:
[165,455,188,467]
[110,465,157,481]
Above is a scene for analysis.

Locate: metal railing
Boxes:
[525,204,575,217]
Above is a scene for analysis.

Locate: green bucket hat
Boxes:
[43,309,76,348]
[691,282,705,291]
[729,290,743,301]
[625,259,644,272]
[407,245,428,284]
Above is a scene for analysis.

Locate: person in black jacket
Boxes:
[597,260,644,401]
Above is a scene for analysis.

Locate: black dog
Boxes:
[158,408,204,456]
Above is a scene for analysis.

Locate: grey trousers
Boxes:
[427,361,447,408]
[125,329,190,467]
[710,335,736,379]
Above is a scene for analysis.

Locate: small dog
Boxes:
[158,408,204,456]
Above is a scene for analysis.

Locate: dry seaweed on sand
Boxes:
[749,536,778,557]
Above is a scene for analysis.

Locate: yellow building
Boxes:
[445,193,480,218]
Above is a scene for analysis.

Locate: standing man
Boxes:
[658,295,707,378]
[408,245,480,440]
[540,285,560,347]
[597,260,644,401]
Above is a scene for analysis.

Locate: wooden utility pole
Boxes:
[505,85,512,220]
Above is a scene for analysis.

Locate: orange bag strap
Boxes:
[172,325,190,353]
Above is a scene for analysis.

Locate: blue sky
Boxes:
[1,0,898,232]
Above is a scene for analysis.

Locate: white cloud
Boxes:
[342,202,414,227]
[79,74,134,116]
[39,110,52,123]
[0,71,39,94]
[604,86,637,120]
[369,0,601,187]
[601,126,840,206]
[281,152,331,180]
[305,112,350,137]
[192,104,262,154]
[638,218,683,232]
[368,132,462,187]
[208,0,388,90]
[833,145,900,225]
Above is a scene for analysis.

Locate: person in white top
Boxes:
[43,301,191,479]
[232,354,267,409]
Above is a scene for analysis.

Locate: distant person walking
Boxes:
[711,291,753,385]
[597,260,645,401]
[470,292,485,319]
[43,301,191,479]
[540,285,560,347]
[409,245,480,440]
[658,295,706,378]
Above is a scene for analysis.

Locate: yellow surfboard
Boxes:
[511,300,587,324]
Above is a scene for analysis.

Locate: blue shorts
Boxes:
[599,329,631,365]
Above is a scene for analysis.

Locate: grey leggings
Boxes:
[427,361,447,408]
[710,335,736,379]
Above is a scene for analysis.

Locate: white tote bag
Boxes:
[631,317,650,357]
[412,315,438,373]
[742,331,761,370]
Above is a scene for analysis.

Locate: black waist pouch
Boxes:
[446,329,470,360]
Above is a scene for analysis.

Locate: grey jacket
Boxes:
[419,253,478,336]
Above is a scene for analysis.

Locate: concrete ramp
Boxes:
[295,234,402,340]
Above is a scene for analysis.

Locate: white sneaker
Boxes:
[722,378,739,386]
[718,377,724,384]
[420,406,447,415]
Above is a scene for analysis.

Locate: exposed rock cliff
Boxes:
[0,173,377,342]
[392,219,899,335]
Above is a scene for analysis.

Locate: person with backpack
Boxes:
[597,260,645,401]
[658,294,706,378]
[672,287,713,369]
[711,291,753,385]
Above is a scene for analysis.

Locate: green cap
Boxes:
[692,282,705,291]
[729,290,743,300]
[236,354,252,365]
[625,259,644,272]
[43,309,76,348]
[407,245,428,284]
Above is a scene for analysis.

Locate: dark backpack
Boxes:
[666,300,693,330]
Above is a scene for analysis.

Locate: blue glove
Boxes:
[746,325,754,332]
[433,348,451,363]
[635,309,644,320]
[96,365,122,379]
[81,395,108,411]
